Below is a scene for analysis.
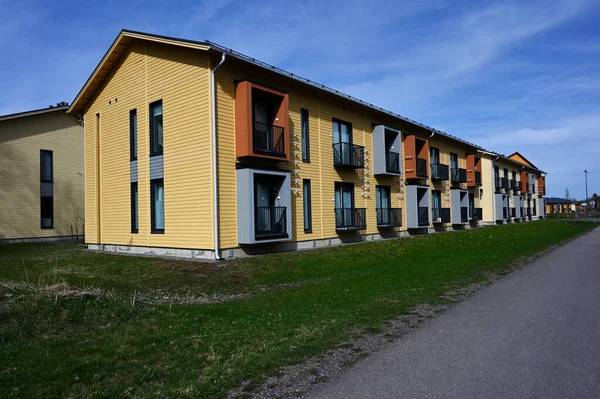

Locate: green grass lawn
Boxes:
[0,220,595,398]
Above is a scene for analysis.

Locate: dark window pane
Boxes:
[303,179,312,232]
[151,179,164,232]
[301,109,310,162]
[41,196,53,229]
[40,150,53,182]
[131,183,138,233]
[130,109,137,160]
[150,101,163,156]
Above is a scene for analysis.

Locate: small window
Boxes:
[130,109,137,161]
[150,101,163,156]
[303,179,312,232]
[301,109,310,162]
[151,179,164,233]
[131,182,138,233]
[40,150,53,229]
[450,153,458,171]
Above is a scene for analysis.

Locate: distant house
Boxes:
[0,106,83,243]
[545,198,574,214]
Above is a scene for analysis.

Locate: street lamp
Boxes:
[584,170,588,216]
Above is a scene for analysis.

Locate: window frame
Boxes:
[301,108,310,162]
[303,179,312,233]
[450,152,458,171]
[149,100,163,157]
[332,118,353,144]
[130,109,137,161]
[131,182,138,233]
[40,150,54,229]
[150,178,165,234]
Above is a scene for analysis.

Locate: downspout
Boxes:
[211,52,226,260]
[78,116,85,244]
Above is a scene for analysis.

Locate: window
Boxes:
[494,166,499,181]
[151,179,164,233]
[301,109,310,162]
[332,119,352,144]
[376,186,391,210]
[503,168,508,178]
[450,152,458,172]
[40,150,53,229]
[130,109,137,161]
[131,183,138,233]
[150,101,163,156]
[303,179,312,232]
[430,147,440,166]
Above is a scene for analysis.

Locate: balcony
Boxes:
[253,121,286,157]
[510,180,518,191]
[376,207,402,228]
[373,125,402,176]
[537,176,546,196]
[335,208,367,231]
[451,168,467,184]
[407,185,430,228]
[496,177,509,190]
[255,207,287,238]
[517,181,523,192]
[432,207,451,224]
[333,143,365,168]
[475,171,481,186]
[386,151,401,174]
[404,135,429,180]
[235,81,290,161]
[431,163,449,181]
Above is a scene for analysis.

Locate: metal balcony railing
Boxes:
[432,207,450,223]
[461,207,469,223]
[473,207,483,221]
[335,208,367,231]
[376,207,402,228]
[452,168,467,184]
[418,206,430,226]
[333,143,365,168]
[255,206,287,238]
[252,121,286,157]
[510,180,518,191]
[386,151,400,174]
[416,157,428,178]
[431,163,449,180]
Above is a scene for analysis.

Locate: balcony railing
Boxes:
[386,152,400,174]
[510,180,518,191]
[432,207,450,224]
[510,208,516,218]
[333,143,365,168]
[475,171,481,186]
[461,207,469,223]
[431,163,449,180]
[473,207,483,221]
[255,206,287,238]
[416,157,428,178]
[376,207,402,228]
[252,121,286,157]
[335,208,367,231]
[518,181,523,192]
[452,168,467,184]
[418,206,430,226]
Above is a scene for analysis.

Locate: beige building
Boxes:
[0,106,83,243]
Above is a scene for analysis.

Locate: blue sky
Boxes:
[1,0,599,199]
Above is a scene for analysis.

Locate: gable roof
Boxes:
[508,152,538,169]
[68,29,486,152]
[0,105,69,122]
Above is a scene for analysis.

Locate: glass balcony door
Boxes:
[333,120,352,165]
[335,182,354,227]
[376,186,391,225]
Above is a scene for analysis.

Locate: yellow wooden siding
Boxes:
[0,111,83,239]
[214,60,410,249]
[83,40,213,249]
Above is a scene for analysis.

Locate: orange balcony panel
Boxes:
[537,176,546,196]
[235,80,290,161]
[466,153,482,187]
[404,135,429,179]
[520,171,530,193]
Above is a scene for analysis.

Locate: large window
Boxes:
[150,100,163,156]
[151,179,164,233]
[131,183,138,233]
[303,179,312,232]
[301,109,310,162]
[40,150,53,229]
[130,109,137,161]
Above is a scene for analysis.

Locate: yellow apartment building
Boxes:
[0,106,83,243]
[68,30,546,259]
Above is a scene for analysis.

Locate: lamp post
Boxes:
[584,170,589,217]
